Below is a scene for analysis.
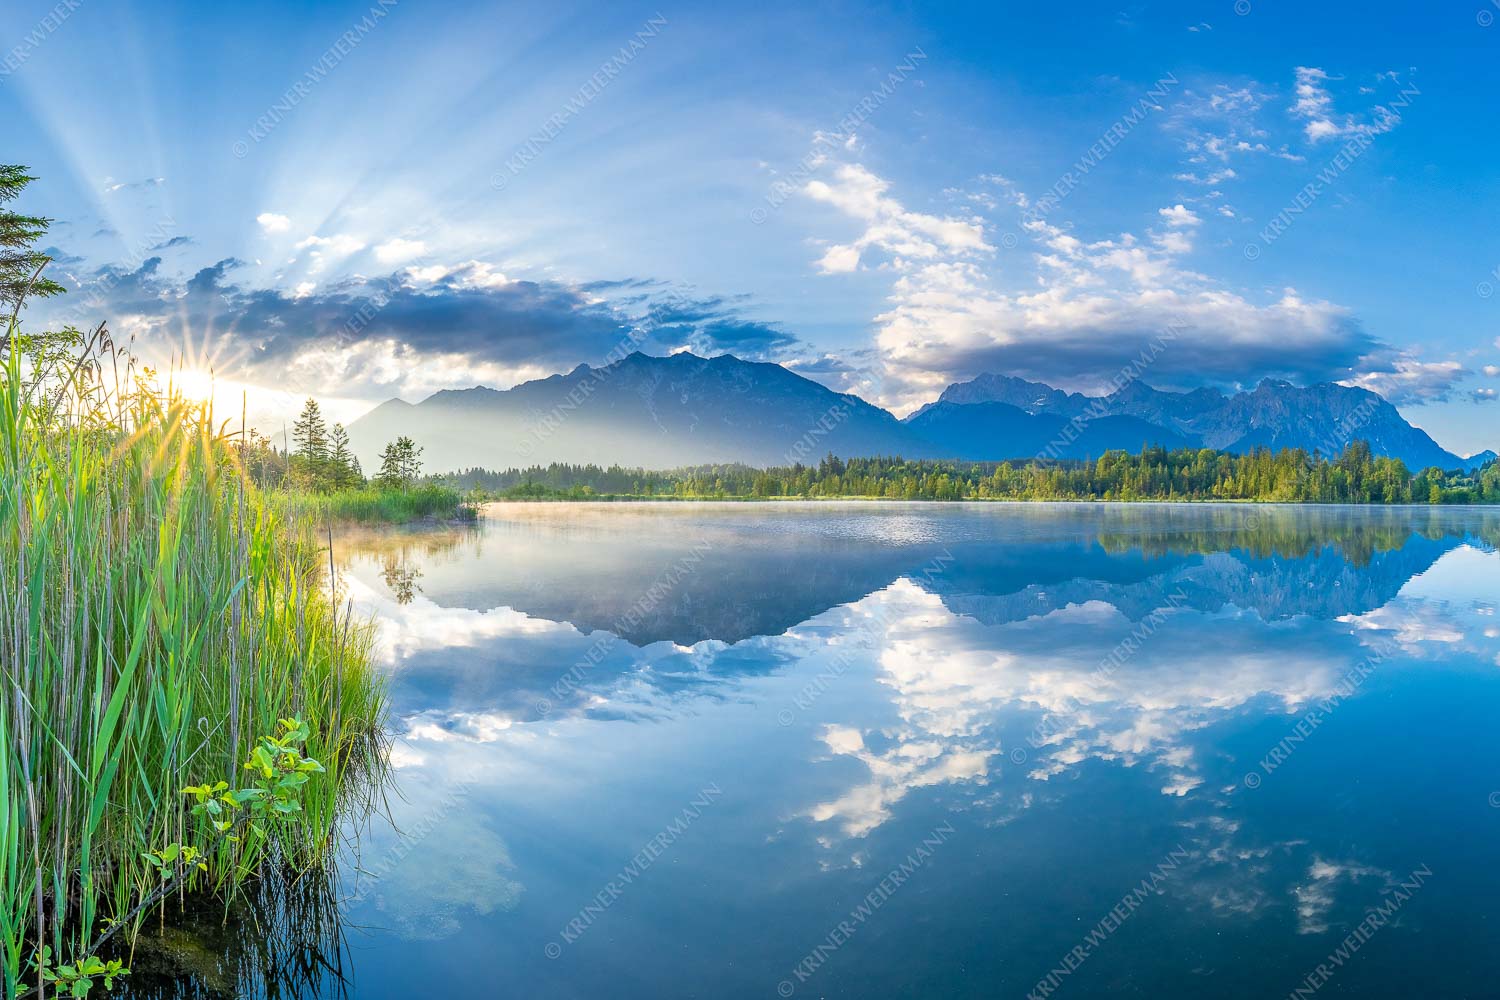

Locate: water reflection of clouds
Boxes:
[322,511,1500,992]
[801,580,1378,838]
[1292,858,1390,935]
[346,742,527,943]
[367,811,526,941]
[807,724,993,839]
[1342,547,1500,667]
[354,539,1500,850]
[1166,818,1400,938]
[345,571,741,729]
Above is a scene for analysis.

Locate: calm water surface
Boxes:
[154,503,1500,997]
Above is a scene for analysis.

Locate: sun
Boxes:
[170,367,218,404]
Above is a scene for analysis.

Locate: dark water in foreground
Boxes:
[142,504,1500,998]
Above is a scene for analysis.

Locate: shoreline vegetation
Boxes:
[438,449,1500,505]
[2,167,387,997]
[236,398,476,526]
[282,483,477,526]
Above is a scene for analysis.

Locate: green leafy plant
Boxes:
[182,781,236,834]
[139,844,208,882]
[21,948,128,997]
[234,719,327,835]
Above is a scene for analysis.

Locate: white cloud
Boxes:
[803,160,1382,413]
[1342,358,1468,405]
[815,244,862,274]
[1290,66,1410,143]
[103,177,164,194]
[407,264,451,283]
[1165,82,1302,184]
[1291,67,1336,132]
[295,233,367,275]
[1158,204,1201,227]
[295,233,366,256]
[804,163,990,275]
[257,212,292,234]
[447,260,513,289]
[1174,167,1238,186]
[1483,365,1500,378]
[375,238,427,265]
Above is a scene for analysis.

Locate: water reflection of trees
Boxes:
[329,507,1499,649]
[1092,505,1500,565]
[380,554,423,604]
[334,524,482,566]
[334,525,480,605]
[121,860,351,999]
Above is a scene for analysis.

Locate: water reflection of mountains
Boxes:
[345,505,1500,645]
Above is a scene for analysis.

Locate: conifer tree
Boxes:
[328,423,362,490]
[1,165,66,313]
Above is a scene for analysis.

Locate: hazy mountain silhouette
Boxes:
[906,400,1194,459]
[346,352,1485,473]
[347,352,914,472]
[925,372,1473,471]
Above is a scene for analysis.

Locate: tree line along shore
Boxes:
[436,447,1500,504]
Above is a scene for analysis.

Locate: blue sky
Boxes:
[5,0,1499,452]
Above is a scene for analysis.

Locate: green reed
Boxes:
[279,483,475,526]
[0,319,385,996]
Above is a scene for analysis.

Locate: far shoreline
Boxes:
[476,497,1497,509]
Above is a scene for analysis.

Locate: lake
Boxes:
[141,503,1500,997]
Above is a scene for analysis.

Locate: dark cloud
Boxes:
[148,235,195,251]
[88,256,165,302]
[41,246,85,267]
[185,257,244,296]
[788,355,861,376]
[922,316,1384,396]
[53,256,800,394]
[641,294,796,356]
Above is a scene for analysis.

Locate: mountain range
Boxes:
[346,352,1493,474]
